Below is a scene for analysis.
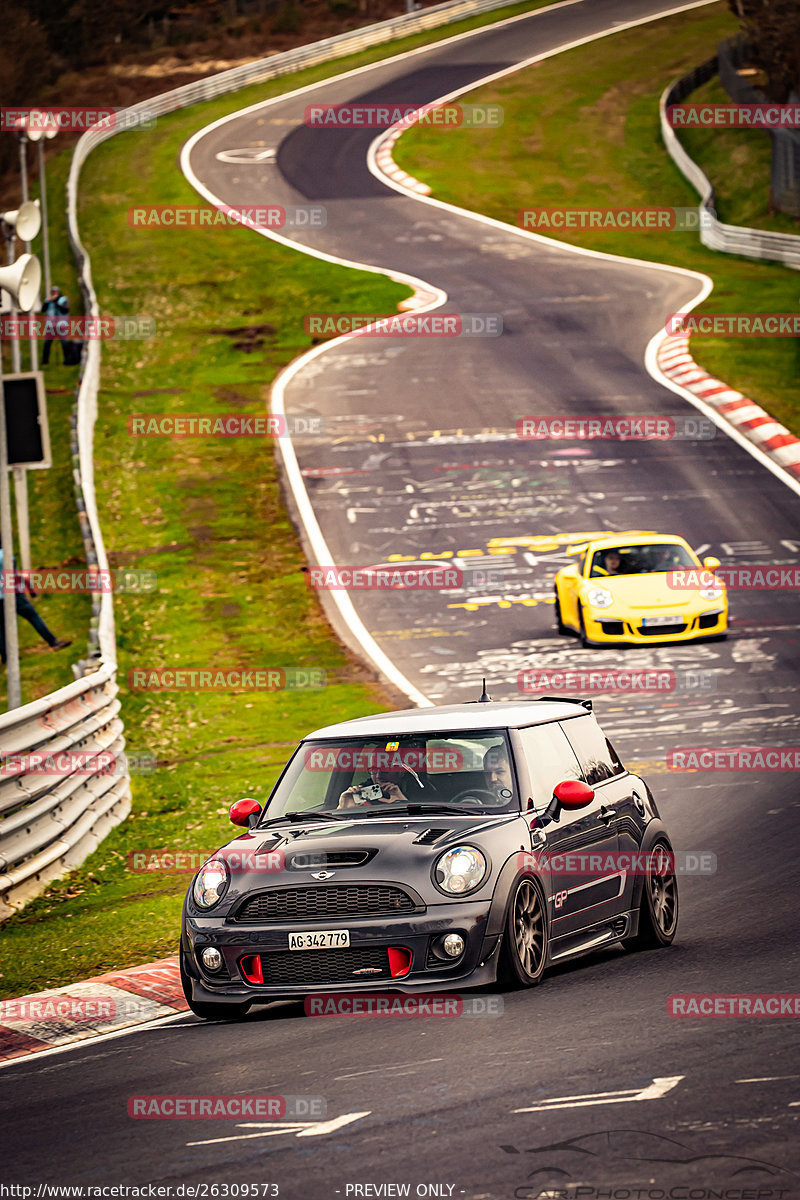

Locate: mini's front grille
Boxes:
[637,623,687,636]
[257,946,391,985]
[234,884,416,923]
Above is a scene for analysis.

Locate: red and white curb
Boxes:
[398,283,441,311]
[374,127,431,197]
[657,333,800,481]
[0,956,186,1062]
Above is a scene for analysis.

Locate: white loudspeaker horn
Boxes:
[0,254,42,312]
[1,200,41,242]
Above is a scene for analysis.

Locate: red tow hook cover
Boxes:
[240,954,263,985]
[387,946,412,978]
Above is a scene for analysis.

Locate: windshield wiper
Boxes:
[258,811,346,828]
[392,804,485,816]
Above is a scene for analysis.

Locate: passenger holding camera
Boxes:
[337,763,406,810]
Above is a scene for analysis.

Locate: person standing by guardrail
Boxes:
[40,285,70,365]
[0,549,71,664]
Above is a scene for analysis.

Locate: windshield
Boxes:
[259,729,519,822]
[589,542,696,577]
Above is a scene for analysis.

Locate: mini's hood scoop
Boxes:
[412,828,451,845]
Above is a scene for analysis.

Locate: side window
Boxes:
[518,723,584,809]
[562,715,625,785]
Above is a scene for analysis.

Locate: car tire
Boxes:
[180,954,251,1021]
[622,841,679,950]
[578,605,591,648]
[554,590,569,636]
[498,877,549,988]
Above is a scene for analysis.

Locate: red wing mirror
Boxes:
[229,797,262,827]
[553,780,595,810]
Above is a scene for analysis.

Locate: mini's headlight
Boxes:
[587,587,613,609]
[193,858,229,909]
[435,846,487,895]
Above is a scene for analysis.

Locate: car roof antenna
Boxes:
[478,678,492,703]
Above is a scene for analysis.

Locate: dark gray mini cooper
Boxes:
[181,697,678,1018]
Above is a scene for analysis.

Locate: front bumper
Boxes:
[581,607,727,645]
[182,900,501,1004]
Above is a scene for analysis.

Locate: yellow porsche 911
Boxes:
[553,532,727,647]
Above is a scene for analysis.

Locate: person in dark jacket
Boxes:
[0,549,71,664]
[41,285,70,365]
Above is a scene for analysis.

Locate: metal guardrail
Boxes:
[0,335,133,919]
[0,669,128,917]
[1,0,529,918]
[660,62,800,270]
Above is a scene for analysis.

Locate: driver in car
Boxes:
[483,744,514,802]
[594,549,623,576]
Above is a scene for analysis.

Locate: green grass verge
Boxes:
[394,1,800,435]
[0,0,561,999]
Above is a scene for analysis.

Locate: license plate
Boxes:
[288,929,350,950]
[642,614,683,627]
